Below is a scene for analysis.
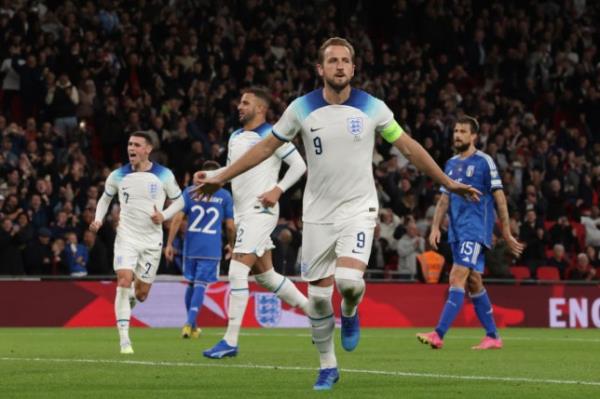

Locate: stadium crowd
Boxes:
[0,0,599,281]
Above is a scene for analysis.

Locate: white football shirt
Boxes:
[272,88,399,223]
[104,163,182,246]
[227,122,297,218]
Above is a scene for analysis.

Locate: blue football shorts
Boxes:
[451,241,485,273]
[183,258,219,283]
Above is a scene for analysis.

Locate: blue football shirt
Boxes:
[181,186,234,259]
[441,150,503,248]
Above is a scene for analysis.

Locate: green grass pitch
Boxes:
[1,328,599,398]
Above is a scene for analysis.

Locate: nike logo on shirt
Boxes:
[310,127,324,132]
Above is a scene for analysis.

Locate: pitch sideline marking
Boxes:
[1,356,599,387]
[2,330,600,343]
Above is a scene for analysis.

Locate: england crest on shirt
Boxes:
[148,182,158,199]
[466,165,475,177]
[254,292,282,327]
[347,117,364,136]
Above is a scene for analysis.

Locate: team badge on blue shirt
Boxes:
[466,165,475,177]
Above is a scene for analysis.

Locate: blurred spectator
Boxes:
[519,209,546,271]
[545,244,569,279]
[46,73,79,137]
[580,207,600,247]
[486,232,512,279]
[567,253,595,281]
[0,217,25,274]
[27,193,49,231]
[22,227,53,275]
[50,237,68,275]
[83,230,110,275]
[378,208,400,248]
[396,220,425,279]
[548,216,580,253]
[64,231,88,277]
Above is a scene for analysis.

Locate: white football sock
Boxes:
[115,286,132,345]
[223,260,250,347]
[308,284,336,369]
[335,267,365,317]
[255,268,308,313]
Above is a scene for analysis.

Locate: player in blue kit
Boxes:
[164,161,235,338]
[417,116,523,350]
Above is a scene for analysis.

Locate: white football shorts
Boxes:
[233,211,277,257]
[301,212,376,281]
[113,236,162,284]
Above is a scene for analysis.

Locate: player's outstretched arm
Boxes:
[429,193,449,250]
[165,211,184,262]
[493,189,524,258]
[393,134,481,201]
[194,134,284,196]
[90,192,112,232]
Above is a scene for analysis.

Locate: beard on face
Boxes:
[239,109,255,125]
[324,75,350,92]
[454,141,470,152]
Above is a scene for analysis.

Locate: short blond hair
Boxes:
[318,37,355,64]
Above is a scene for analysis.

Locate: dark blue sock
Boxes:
[186,283,207,328]
[184,283,193,312]
[471,289,498,339]
[435,287,465,338]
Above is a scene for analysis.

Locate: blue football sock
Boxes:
[186,282,207,328]
[184,283,193,312]
[435,287,465,338]
[471,289,498,339]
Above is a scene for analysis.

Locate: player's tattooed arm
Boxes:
[493,190,524,257]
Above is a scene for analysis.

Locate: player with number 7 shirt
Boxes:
[90,131,185,355]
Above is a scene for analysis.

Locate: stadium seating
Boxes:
[536,266,561,281]
[509,266,531,282]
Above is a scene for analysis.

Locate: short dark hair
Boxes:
[130,131,154,146]
[243,86,271,107]
[455,116,479,134]
[202,160,221,171]
[318,37,355,64]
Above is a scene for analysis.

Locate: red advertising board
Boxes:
[0,281,598,328]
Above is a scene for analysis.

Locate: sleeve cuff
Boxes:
[271,129,290,142]
[280,147,296,160]
[169,192,182,200]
